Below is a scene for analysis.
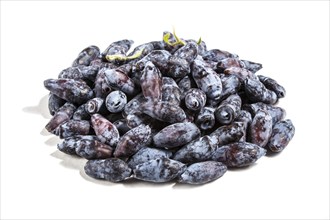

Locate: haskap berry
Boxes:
[44,30,295,185]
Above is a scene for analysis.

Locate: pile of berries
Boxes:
[44,31,295,185]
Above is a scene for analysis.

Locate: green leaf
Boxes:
[197,37,202,45]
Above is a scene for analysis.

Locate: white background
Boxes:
[1,1,329,219]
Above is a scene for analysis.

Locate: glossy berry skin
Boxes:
[243,102,286,126]
[235,110,253,142]
[249,110,273,148]
[215,94,242,125]
[177,75,193,100]
[219,74,241,101]
[197,40,207,56]
[195,107,215,130]
[153,122,201,149]
[127,41,162,58]
[267,119,295,152]
[240,59,263,73]
[44,78,94,105]
[209,122,245,147]
[84,158,132,182]
[85,97,106,114]
[90,58,117,69]
[57,136,81,156]
[75,138,113,159]
[134,50,171,75]
[57,135,98,156]
[58,65,98,82]
[173,41,198,64]
[177,161,227,185]
[104,68,138,96]
[125,113,153,129]
[224,67,258,82]
[141,100,186,123]
[45,102,76,132]
[258,75,286,98]
[140,61,162,101]
[52,120,90,139]
[212,142,266,168]
[72,104,90,121]
[113,119,130,135]
[202,49,238,62]
[192,58,223,101]
[127,147,172,169]
[123,93,145,116]
[166,42,198,78]
[90,113,120,147]
[113,124,151,159]
[133,158,186,183]
[235,110,252,128]
[94,68,112,99]
[173,136,216,164]
[72,45,100,67]
[216,58,244,73]
[185,88,207,112]
[244,78,278,105]
[161,77,181,105]
[48,93,65,116]
[167,56,190,78]
[105,91,127,113]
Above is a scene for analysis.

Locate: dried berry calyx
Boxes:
[44,30,295,185]
[163,29,186,46]
[106,49,144,62]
